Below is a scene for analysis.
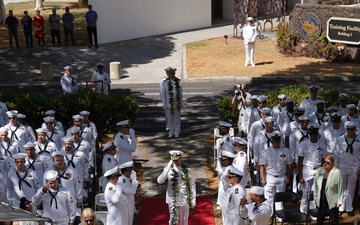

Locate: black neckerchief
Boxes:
[73,140,82,151]
[316,112,326,125]
[345,135,356,154]
[1,141,12,158]
[286,112,295,122]
[265,133,271,147]
[65,152,76,168]
[47,130,55,143]
[300,130,309,142]
[49,188,60,209]
[9,124,20,141]
[26,156,38,170]
[16,170,31,191]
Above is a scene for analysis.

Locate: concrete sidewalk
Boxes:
[0,18,285,87]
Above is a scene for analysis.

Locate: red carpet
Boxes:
[140,196,215,225]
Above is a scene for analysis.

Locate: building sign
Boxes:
[327,17,360,45]
[299,13,321,39]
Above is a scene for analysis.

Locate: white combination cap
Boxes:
[233,137,247,146]
[104,167,121,178]
[116,120,130,126]
[169,150,184,160]
[102,141,117,152]
[221,151,236,159]
[277,94,286,99]
[345,121,358,128]
[227,165,244,177]
[119,161,134,170]
[219,121,232,128]
[164,66,177,72]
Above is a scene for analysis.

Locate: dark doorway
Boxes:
[212,0,223,19]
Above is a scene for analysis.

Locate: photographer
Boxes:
[232,83,251,137]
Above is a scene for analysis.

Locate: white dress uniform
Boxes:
[0,154,12,174]
[47,166,83,215]
[217,165,231,222]
[83,121,98,158]
[41,120,65,135]
[160,77,183,137]
[284,120,300,139]
[299,97,319,114]
[102,154,119,192]
[33,185,75,225]
[104,181,131,225]
[298,137,327,213]
[248,119,266,151]
[34,140,57,164]
[0,139,20,159]
[216,134,234,173]
[73,139,92,167]
[118,171,138,225]
[241,105,255,134]
[7,168,40,207]
[4,124,30,152]
[309,111,330,126]
[272,104,286,122]
[253,130,276,165]
[277,111,295,134]
[25,154,48,186]
[341,114,360,129]
[45,129,63,150]
[157,161,196,225]
[235,91,251,134]
[322,125,345,153]
[66,126,93,145]
[0,102,8,127]
[114,129,137,165]
[260,146,292,212]
[225,183,247,225]
[243,22,258,66]
[64,150,88,181]
[60,74,78,94]
[247,108,262,134]
[92,72,111,95]
[241,199,272,225]
[334,134,360,212]
[233,150,248,187]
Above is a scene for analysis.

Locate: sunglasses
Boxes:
[347,128,355,131]
[323,161,331,165]
[85,219,94,223]
[8,117,16,120]
[258,102,266,105]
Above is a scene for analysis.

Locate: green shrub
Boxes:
[0,91,140,139]
[216,96,239,127]
[217,85,360,124]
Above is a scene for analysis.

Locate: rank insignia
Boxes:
[235,188,239,194]
[240,152,244,157]
[109,187,113,190]
[120,136,124,139]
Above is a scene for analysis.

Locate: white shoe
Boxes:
[251,63,255,67]
[168,133,174,138]
[175,134,179,138]
[166,127,169,131]
[244,64,248,67]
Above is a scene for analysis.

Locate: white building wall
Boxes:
[89,0,211,44]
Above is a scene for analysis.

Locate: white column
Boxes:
[110,61,122,80]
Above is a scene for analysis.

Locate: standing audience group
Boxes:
[4,4,98,49]
[214,84,360,224]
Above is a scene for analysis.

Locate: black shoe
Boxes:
[95,44,98,48]
[348,211,355,216]
[339,211,345,216]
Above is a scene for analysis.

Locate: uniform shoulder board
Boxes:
[240,152,245,157]
[235,188,239,194]
[120,135,124,139]
[123,179,126,183]
[226,137,230,142]
[108,158,111,162]
[109,187,113,190]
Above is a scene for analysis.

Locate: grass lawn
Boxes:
[1,2,88,47]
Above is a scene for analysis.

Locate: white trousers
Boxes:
[168,205,189,225]
[339,171,357,212]
[164,108,181,136]
[299,178,315,213]
[264,174,286,213]
[244,43,255,65]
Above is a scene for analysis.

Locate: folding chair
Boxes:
[94,211,108,225]
[95,193,107,211]
[272,191,301,225]
[98,176,105,193]
[213,127,222,164]
[282,211,308,225]
[307,191,330,224]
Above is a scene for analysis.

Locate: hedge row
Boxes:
[0,91,140,140]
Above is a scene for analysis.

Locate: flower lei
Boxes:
[170,163,195,225]
[167,77,181,115]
